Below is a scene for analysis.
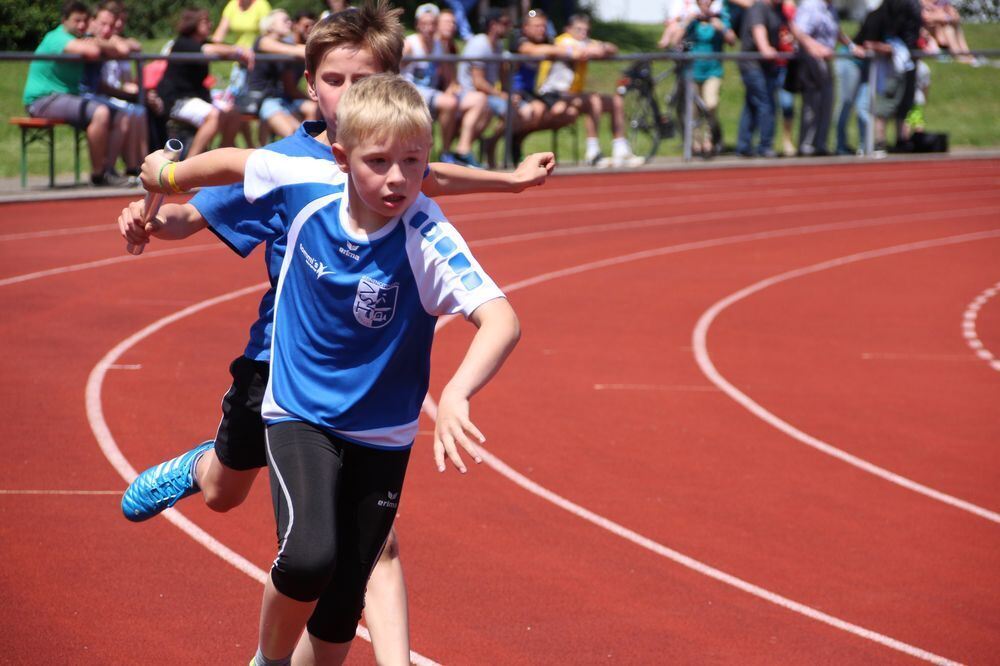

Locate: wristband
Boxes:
[165,162,184,194]
[157,161,171,190]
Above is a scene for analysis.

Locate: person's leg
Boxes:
[267,111,301,139]
[855,80,870,150]
[759,67,779,156]
[737,64,762,155]
[122,356,269,520]
[455,91,487,158]
[187,108,220,157]
[815,61,834,154]
[261,421,345,662]
[295,441,410,666]
[700,78,722,152]
[835,58,860,153]
[362,528,410,666]
[289,631,352,666]
[86,103,111,179]
[434,92,459,156]
[218,107,242,148]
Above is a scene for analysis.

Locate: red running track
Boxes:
[1,159,998,664]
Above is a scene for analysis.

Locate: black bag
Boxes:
[911,131,949,153]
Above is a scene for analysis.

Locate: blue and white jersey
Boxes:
[245,151,505,449]
[189,121,336,362]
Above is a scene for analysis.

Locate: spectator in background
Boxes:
[81,1,145,182]
[509,8,579,162]
[736,0,784,157]
[681,0,735,156]
[22,0,134,186]
[774,0,796,157]
[867,0,922,151]
[920,0,975,64]
[213,0,271,101]
[833,4,880,155]
[156,8,253,157]
[458,8,534,166]
[403,3,488,167]
[538,13,645,166]
[791,0,864,156]
[245,9,318,139]
[321,0,353,19]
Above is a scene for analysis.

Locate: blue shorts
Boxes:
[486,94,508,118]
[260,97,309,121]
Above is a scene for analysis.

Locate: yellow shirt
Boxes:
[537,33,588,94]
[221,0,273,49]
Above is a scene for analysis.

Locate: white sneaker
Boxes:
[612,152,646,168]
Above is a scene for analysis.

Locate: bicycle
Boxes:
[618,55,721,160]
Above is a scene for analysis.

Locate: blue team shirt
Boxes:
[189,121,335,362]
[243,151,505,449]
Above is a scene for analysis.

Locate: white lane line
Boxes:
[451,181,998,227]
[420,222,998,663]
[423,391,961,665]
[860,352,978,362]
[593,383,719,392]
[961,281,1000,372]
[692,231,1000,524]
[0,224,109,242]
[86,204,988,665]
[4,188,994,290]
[0,489,120,495]
[84,282,439,666]
[0,243,222,287]
[109,364,143,370]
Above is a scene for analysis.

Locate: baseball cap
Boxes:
[415,3,440,19]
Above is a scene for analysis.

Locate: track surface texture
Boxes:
[1,159,998,665]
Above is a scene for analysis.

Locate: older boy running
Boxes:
[119,3,551,663]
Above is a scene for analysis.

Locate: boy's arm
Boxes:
[422,152,556,197]
[434,297,521,473]
[117,200,207,250]
[140,148,254,194]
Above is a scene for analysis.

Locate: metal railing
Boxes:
[4,48,998,168]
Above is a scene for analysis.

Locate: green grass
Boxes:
[2,25,997,180]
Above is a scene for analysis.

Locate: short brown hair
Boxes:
[336,74,431,148]
[177,8,209,37]
[306,0,404,76]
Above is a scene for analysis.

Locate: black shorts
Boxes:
[213,356,270,471]
[265,420,410,643]
[522,89,562,109]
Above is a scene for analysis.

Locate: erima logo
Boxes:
[338,242,361,261]
[377,491,399,509]
[299,243,335,279]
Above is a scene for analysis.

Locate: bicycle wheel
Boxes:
[622,88,661,161]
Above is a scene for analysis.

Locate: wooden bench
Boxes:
[9,117,85,188]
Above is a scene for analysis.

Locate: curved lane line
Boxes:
[962,281,1000,372]
[0,243,222,287]
[88,210,991,666]
[425,393,959,666]
[693,231,1000,524]
[83,282,440,666]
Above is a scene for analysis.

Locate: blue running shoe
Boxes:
[121,441,214,522]
[439,151,459,164]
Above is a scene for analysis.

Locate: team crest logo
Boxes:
[354,276,398,328]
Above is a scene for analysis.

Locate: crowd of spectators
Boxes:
[20,0,984,186]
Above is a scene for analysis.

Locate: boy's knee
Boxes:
[272,546,337,601]
[90,104,110,126]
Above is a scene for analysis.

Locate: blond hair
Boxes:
[306,0,404,76]
[336,74,432,148]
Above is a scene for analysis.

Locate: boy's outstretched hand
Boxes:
[511,152,556,192]
[433,389,485,474]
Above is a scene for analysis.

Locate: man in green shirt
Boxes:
[23,1,135,186]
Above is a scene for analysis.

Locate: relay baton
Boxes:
[129,138,185,256]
